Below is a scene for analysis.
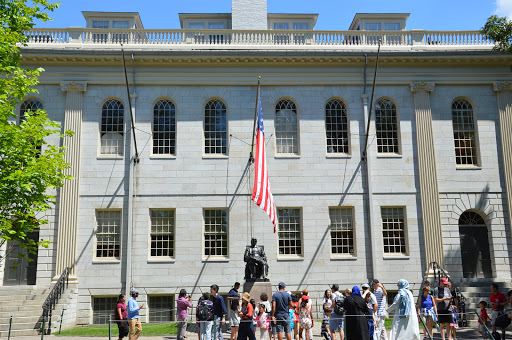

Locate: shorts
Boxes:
[437,310,453,324]
[491,310,501,325]
[423,314,434,323]
[479,323,488,333]
[329,313,344,331]
[275,318,291,334]
[271,321,277,335]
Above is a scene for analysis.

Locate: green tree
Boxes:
[0,0,71,261]
[481,15,512,54]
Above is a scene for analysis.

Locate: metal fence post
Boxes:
[59,309,65,334]
[109,314,112,340]
[41,316,46,340]
[213,317,217,340]
[8,316,12,340]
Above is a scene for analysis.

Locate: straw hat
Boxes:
[242,292,251,303]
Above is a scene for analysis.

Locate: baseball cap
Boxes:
[278,282,286,288]
[371,279,379,285]
[131,288,139,295]
[440,278,449,284]
[362,283,370,289]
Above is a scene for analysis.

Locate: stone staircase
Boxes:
[0,283,78,337]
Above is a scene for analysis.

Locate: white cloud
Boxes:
[496,0,512,19]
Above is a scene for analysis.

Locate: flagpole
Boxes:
[250,76,261,163]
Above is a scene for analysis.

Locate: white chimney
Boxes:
[231,0,267,30]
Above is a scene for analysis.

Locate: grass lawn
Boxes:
[56,323,178,337]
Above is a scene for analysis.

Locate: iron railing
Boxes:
[41,267,70,335]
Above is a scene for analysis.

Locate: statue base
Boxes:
[243,280,273,302]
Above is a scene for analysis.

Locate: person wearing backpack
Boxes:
[329,284,345,340]
[197,292,214,340]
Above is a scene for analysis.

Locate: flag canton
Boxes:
[257,96,265,134]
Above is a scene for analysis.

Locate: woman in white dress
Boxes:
[387,279,421,340]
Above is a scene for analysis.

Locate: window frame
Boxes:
[276,207,304,259]
[380,206,409,257]
[202,208,229,261]
[451,97,481,168]
[148,209,176,262]
[148,295,176,323]
[274,98,300,157]
[325,97,351,157]
[93,209,122,262]
[98,98,125,159]
[329,206,356,258]
[92,296,118,324]
[203,98,229,157]
[374,97,402,156]
[18,97,44,124]
[151,98,177,158]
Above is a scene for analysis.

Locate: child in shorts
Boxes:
[478,301,490,339]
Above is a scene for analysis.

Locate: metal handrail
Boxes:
[474,310,495,340]
[422,261,468,327]
[41,267,70,335]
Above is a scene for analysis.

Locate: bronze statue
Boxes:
[244,237,268,280]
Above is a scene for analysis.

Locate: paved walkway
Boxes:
[11,325,487,339]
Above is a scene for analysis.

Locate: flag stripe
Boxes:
[252,88,277,231]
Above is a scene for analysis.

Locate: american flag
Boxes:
[251,89,277,231]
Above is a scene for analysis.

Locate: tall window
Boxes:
[375,99,400,154]
[96,210,121,259]
[274,23,289,30]
[150,210,175,258]
[153,99,176,155]
[325,99,349,154]
[275,99,299,155]
[452,99,479,165]
[384,23,400,31]
[100,99,124,156]
[381,207,407,255]
[204,99,228,155]
[329,207,355,255]
[277,208,302,256]
[204,209,228,257]
[366,23,382,31]
[149,296,175,323]
[93,297,117,324]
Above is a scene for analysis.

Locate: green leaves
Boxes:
[0,0,66,261]
[481,15,512,54]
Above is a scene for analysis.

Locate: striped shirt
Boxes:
[374,287,386,316]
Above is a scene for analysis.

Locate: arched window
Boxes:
[100,99,124,156]
[275,99,299,155]
[452,99,479,165]
[19,99,43,121]
[153,99,176,155]
[204,99,227,155]
[325,99,349,154]
[375,99,400,154]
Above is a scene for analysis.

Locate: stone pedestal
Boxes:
[243,281,273,301]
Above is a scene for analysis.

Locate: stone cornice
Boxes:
[494,81,512,92]
[410,81,435,93]
[60,81,87,92]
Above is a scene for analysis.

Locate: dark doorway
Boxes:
[459,211,492,278]
[3,231,39,286]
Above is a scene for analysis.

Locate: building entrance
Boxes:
[459,211,492,278]
[3,231,39,286]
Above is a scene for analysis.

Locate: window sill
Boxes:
[456,165,482,170]
[376,153,402,158]
[277,256,304,261]
[202,155,229,159]
[97,155,124,160]
[202,257,229,262]
[330,254,357,260]
[274,154,300,159]
[326,154,351,159]
[150,155,177,160]
[92,259,121,264]
[148,258,176,263]
[383,254,410,260]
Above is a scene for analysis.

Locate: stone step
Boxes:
[0,328,40,337]
[0,320,43,332]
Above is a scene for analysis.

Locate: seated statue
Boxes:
[244,237,268,280]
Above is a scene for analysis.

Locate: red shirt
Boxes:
[241,303,254,319]
[490,292,507,310]
[479,308,488,325]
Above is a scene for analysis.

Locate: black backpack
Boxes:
[333,294,345,315]
[495,311,511,329]
[197,300,212,321]
[492,332,502,340]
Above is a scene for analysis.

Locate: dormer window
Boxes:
[93,20,109,29]
[274,23,289,30]
[365,23,381,31]
[384,23,400,31]
[208,23,225,29]
[293,23,308,30]
[113,21,129,29]
[189,23,205,29]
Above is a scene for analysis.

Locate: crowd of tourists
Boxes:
[112,279,512,340]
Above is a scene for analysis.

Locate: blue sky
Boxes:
[34,0,504,31]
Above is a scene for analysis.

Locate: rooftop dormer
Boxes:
[349,13,409,31]
[82,11,144,29]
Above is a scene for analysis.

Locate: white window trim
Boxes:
[325,97,351,157]
[329,206,357,259]
[452,97,482,169]
[203,98,229,157]
[375,97,402,156]
[381,206,409,257]
[151,98,178,158]
[148,209,176,261]
[98,98,125,159]
[274,98,301,157]
[202,208,230,261]
[276,207,304,258]
[93,209,122,263]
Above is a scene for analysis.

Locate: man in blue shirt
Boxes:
[211,284,227,340]
[272,282,293,340]
[226,282,240,334]
[127,288,143,340]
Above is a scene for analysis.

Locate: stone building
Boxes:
[2,0,512,333]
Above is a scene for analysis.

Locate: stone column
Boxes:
[410,82,445,268]
[494,81,512,250]
[55,81,87,279]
